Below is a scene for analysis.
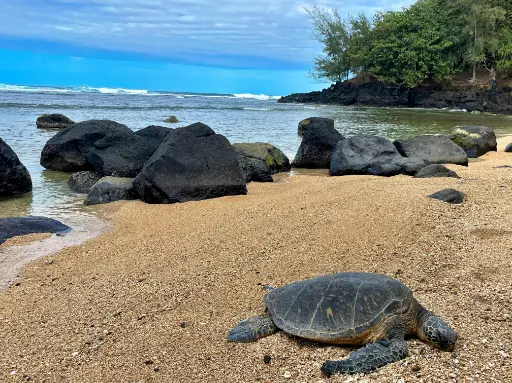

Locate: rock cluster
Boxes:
[40,120,289,205]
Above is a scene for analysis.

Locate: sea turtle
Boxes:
[227,272,456,376]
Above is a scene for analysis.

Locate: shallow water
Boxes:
[1,86,512,220]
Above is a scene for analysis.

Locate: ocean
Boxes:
[1,83,512,221]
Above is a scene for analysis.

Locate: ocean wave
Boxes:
[233,93,281,101]
[0,102,290,112]
[0,84,281,100]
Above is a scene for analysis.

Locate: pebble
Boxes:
[499,350,510,358]
[283,371,292,378]
[263,355,271,364]
[71,352,79,357]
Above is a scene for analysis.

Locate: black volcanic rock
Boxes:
[232,143,290,174]
[414,164,460,178]
[278,78,512,115]
[451,126,497,158]
[68,171,102,194]
[134,125,247,204]
[0,137,32,196]
[237,155,273,183]
[428,189,465,204]
[0,216,70,245]
[40,120,132,172]
[85,177,139,205]
[36,114,75,129]
[394,135,468,166]
[330,135,426,177]
[298,117,334,136]
[293,124,343,169]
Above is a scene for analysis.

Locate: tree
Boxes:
[306,6,351,82]
[448,0,507,82]
[365,0,458,87]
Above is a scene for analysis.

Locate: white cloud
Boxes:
[0,0,415,68]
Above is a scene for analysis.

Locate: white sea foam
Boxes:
[0,84,282,100]
[243,107,271,111]
[233,93,281,101]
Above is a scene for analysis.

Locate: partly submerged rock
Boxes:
[68,171,102,194]
[0,216,70,245]
[414,164,460,179]
[164,116,179,123]
[329,135,425,177]
[394,135,468,166]
[36,114,75,130]
[451,126,497,158]
[0,137,32,197]
[293,124,343,169]
[505,143,512,153]
[134,124,247,204]
[40,120,132,172]
[232,143,290,174]
[237,155,273,183]
[298,117,334,136]
[428,189,465,204]
[85,177,139,205]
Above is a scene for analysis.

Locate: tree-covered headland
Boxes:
[308,0,512,88]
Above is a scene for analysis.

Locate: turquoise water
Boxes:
[1,85,512,219]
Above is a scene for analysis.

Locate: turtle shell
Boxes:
[264,272,414,343]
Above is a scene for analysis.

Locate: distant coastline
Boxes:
[279,78,512,115]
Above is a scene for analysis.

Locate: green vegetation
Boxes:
[308,0,512,88]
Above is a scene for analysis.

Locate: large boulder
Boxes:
[85,177,138,206]
[87,132,159,177]
[67,171,102,193]
[428,189,465,204]
[0,138,32,196]
[36,114,75,129]
[134,125,247,204]
[298,117,334,136]
[40,120,132,172]
[414,164,460,179]
[0,216,70,245]
[394,135,468,166]
[506,143,512,153]
[451,126,497,158]
[237,155,273,183]
[293,124,343,169]
[135,125,172,142]
[232,143,290,174]
[329,135,426,177]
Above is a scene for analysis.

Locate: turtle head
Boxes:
[418,314,457,352]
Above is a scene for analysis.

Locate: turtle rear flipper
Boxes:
[321,338,408,376]
[227,315,279,343]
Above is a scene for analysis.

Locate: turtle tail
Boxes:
[227,315,279,343]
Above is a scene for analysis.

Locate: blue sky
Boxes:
[0,0,414,94]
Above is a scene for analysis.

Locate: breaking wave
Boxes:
[0,84,281,100]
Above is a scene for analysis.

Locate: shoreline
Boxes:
[0,136,511,382]
[279,80,512,115]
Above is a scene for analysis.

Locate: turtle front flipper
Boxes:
[227,315,279,343]
[321,338,408,376]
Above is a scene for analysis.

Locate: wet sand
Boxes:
[0,137,511,382]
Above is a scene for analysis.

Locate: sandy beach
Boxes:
[0,137,511,382]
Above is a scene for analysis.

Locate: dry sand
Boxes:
[1,137,512,383]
